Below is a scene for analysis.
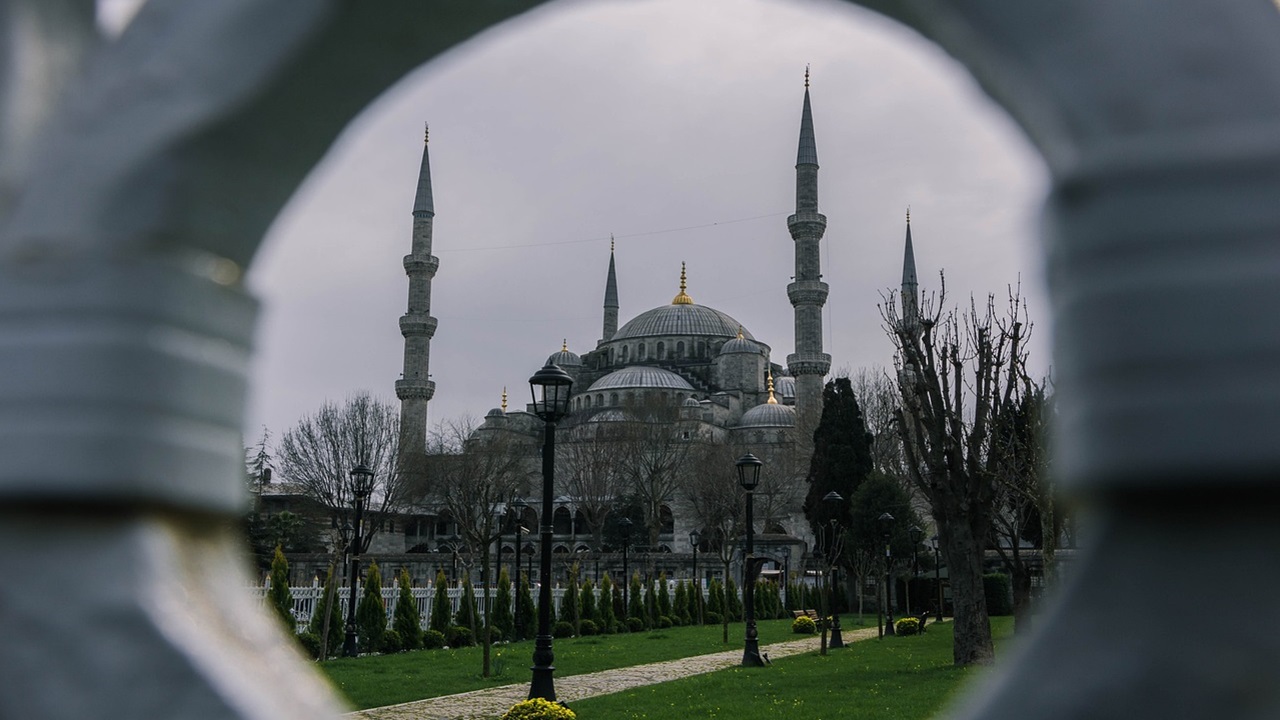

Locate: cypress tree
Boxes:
[456,578,479,635]
[516,573,536,640]
[645,577,658,626]
[429,570,452,633]
[612,577,625,625]
[597,575,617,632]
[657,572,672,619]
[356,561,386,653]
[707,578,725,618]
[393,568,423,650]
[803,377,873,540]
[308,567,343,658]
[726,577,743,621]
[628,572,645,625]
[673,580,689,625]
[268,545,295,632]
[562,565,580,633]
[492,567,515,641]
[580,578,596,623]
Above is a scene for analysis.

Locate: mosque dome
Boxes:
[587,366,695,392]
[682,397,702,408]
[612,263,753,341]
[774,375,796,401]
[738,402,797,428]
[719,330,760,355]
[547,340,582,367]
[485,407,505,418]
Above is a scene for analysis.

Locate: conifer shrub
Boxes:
[456,579,479,635]
[517,573,536,641]
[984,573,1014,616]
[597,575,617,633]
[308,567,344,658]
[297,631,323,659]
[429,570,452,634]
[644,577,658,628]
[562,565,580,632]
[393,568,424,650]
[356,561,386,653]
[628,573,645,626]
[672,580,689,625]
[268,545,296,632]
[725,577,743,621]
[706,578,724,621]
[492,567,515,642]
[579,578,596,623]
[578,618,599,636]
[501,698,576,720]
[657,572,672,618]
[446,625,474,648]
[553,620,575,638]
[422,629,446,649]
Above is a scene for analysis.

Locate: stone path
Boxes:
[351,626,881,720]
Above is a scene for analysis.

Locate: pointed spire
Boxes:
[562,339,568,352]
[902,208,918,289]
[672,262,694,305]
[602,241,620,341]
[413,122,434,216]
[501,387,507,413]
[797,70,818,167]
[767,369,778,404]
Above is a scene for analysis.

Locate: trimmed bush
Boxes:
[308,567,343,658]
[984,573,1013,616]
[517,573,536,641]
[422,629,446,649]
[429,570,452,633]
[562,565,580,633]
[894,617,922,636]
[393,569,423,650]
[446,625,475,648]
[268,545,295,631]
[645,577,659,627]
[492,567,515,642]
[655,615,673,629]
[553,620,575,638]
[791,616,817,634]
[725,577,743,621]
[297,631,323,659]
[501,697,577,720]
[597,575,617,634]
[578,618,599,636]
[657,573,672,618]
[456,579,479,634]
[628,573,645,626]
[579,579,597,624]
[356,561,386,653]
[704,611,723,626]
[707,578,724,620]
[380,628,403,654]
[625,616,645,633]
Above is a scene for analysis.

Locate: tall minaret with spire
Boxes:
[396,124,439,468]
[900,209,920,333]
[601,236,619,343]
[786,67,831,428]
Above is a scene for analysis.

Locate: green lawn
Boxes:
[321,617,873,710]
[569,618,1013,720]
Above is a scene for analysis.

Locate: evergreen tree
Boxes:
[516,573,536,640]
[803,377,874,540]
[356,561,386,653]
[657,572,672,619]
[644,577,658,627]
[430,570,452,633]
[597,575,617,632]
[580,578,597,623]
[492,567,515,641]
[562,565,581,632]
[707,578,725,618]
[456,578,479,634]
[612,577,625,625]
[673,580,689,625]
[308,567,344,658]
[726,577,743,621]
[268,545,295,632]
[628,572,645,625]
[393,568,423,650]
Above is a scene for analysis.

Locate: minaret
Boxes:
[786,68,831,428]
[601,236,619,343]
[900,209,920,333]
[396,124,439,467]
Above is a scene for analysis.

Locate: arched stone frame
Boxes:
[2,2,1278,719]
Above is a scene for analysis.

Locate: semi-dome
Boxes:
[587,366,695,392]
[613,304,752,341]
[588,408,630,423]
[719,329,760,355]
[682,396,702,408]
[546,340,582,367]
[737,402,796,428]
[774,375,796,400]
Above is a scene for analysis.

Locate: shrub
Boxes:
[501,698,576,720]
[578,619,598,636]
[446,625,475,648]
[791,616,817,634]
[553,621,575,638]
[625,616,645,633]
[456,579,479,634]
[894,617,922,636]
[393,569,423,650]
[297,631,323,659]
[308,567,344,658]
[516,573,536,641]
[597,575,617,634]
[725,577,743,621]
[422,629,446,649]
[430,570,452,633]
[492,567,515,642]
[356,561,386,654]
[984,573,1013,616]
[655,615,673,629]
[657,573,672,618]
[268,546,295,632]
[672,580,689,626]
[562,565,580,633]
[628,573,645,626]
[579,579,597,624]
[704,611,723,626]
[380,628,403,654]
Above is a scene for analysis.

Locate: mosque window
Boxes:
[621,346,629,362]
[610,392,619,406]
[676,341,685,358]
[597,393,604,407]
[657,341,665,359]
[638,343,646,360]
[697,341,706,358]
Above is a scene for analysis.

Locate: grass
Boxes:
[319,617,876,710]
[569,617,1014,720]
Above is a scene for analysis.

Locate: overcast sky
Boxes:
[222,0,1050,444]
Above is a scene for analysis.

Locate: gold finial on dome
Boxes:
[611,234,615,253]
[562,338,569,352]
[672,262,694,305]
[501,387,507,413]
[737,326,745,340]
[767,369,778,404]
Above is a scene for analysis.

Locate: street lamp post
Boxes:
[822,491,845,650]
[878,512,896,637]
[908,525,923,616]
[782,547,791,612]
[736,453,765,667]
[527,362,574,702]
[619,518,632,616]
[511,503,526,639]
[931,534,944,620]
[690,528,703,625]
[342,464,375,658]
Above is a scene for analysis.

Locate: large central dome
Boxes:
[613,303,753,341]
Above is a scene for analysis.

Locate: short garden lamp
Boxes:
[822,490,845,650]
[878,512,895,637]
[736,452,765,667]
[619,517,633,620]
[342,464,375,657]
[908,524,923,615]
[689,528,703,624]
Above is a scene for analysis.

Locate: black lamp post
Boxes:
[878,512,896,637]
[690,528,703,625]
[527,362,573,702]
[342,464,375,658]
[908,525,923,616]
[736,452,765,667]
[931,534,944,620]
[822,490,845,650]
[511,501,526,586]
[619,518,632,612]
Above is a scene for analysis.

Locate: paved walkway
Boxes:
[351,625,881,720]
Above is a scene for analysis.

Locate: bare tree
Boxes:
[681,443,745,643]
[425,415,535,677]
[849,368,907,479]
[883,278,1037,666]
[277,392,402,553]
[558,437,626,554]
[614,397,695,549]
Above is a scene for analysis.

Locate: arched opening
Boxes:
[553,506,573,535]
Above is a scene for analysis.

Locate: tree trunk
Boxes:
[722,561,730,644]
[481,540,491,678]
[945,523,994,665]
[1011,566,1033,633]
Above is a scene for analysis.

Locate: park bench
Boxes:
[790,609,820,620]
